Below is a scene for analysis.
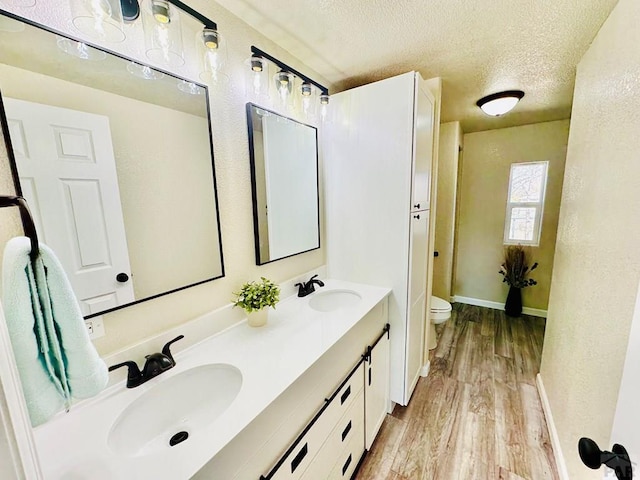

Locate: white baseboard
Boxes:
[420,360,430,378]
[536,374,570,480]
[452,295,547,318]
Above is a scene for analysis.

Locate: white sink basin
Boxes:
[308,289,362,312]
[108,363,242,457]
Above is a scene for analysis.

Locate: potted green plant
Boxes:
[232,277,281,327]
[499,245,538,317]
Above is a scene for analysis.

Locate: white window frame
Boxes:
[503,161,549,246]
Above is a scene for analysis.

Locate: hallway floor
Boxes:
[355,304,559,480]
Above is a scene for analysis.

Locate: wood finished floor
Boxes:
[355,304,559,480]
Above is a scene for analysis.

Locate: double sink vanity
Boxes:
[33,280,391,480]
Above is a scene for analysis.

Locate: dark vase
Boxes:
[504,286,522,317]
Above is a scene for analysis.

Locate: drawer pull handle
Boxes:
[341,421,352,442]
[342,454,352,476]
[340,385,351,405]
[368,367,372,386]
[290,443,308,473]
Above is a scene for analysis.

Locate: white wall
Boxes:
[539,0,640,477]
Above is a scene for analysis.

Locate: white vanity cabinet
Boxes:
[298,367,365,480]
[262,325,389,480]
[325,71,437,406]
[364,328,390,449]
[192,294,391,480]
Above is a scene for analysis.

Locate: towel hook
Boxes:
[0,195,39,260]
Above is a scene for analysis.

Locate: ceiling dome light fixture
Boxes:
[476,90,525,116]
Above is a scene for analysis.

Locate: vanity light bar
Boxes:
[250,46,329,96]
[164,0,217,29]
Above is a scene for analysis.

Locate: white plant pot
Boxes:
[247,308,268,327]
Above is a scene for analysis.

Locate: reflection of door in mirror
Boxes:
[5,98,135,316]
[247,104,320,265]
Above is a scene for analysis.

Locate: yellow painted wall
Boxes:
[432,121,461,300]
[454,120,569,310]
[540,0,640,477]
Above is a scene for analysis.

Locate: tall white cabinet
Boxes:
[325,71,436,405]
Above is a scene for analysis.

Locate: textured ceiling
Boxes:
[212,0,618,132]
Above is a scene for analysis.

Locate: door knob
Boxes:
[578,437,633,480]
[116,273,130,283]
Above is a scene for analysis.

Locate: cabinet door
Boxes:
[405,296,425,404]
[405,211,428,404]
[411,75,435,212]
[409,211,429,305]
[365,333,390,449]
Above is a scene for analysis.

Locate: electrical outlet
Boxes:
[85,316,105,340]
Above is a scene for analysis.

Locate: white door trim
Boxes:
[0,302,42,479]
[536,373,570,480]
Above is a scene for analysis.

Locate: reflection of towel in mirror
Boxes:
[2,237,108,427]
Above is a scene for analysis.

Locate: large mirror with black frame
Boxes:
[0,11,224,318]
[246,103,320,265]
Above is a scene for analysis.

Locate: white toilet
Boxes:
[428,296,452,350]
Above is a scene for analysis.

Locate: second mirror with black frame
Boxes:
[246,104,320,265]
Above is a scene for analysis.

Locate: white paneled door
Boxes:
[5,98,134,315]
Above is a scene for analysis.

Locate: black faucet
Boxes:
[295,275,325,297]
[108,335,184,388]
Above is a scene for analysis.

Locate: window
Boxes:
[504,161,548,246]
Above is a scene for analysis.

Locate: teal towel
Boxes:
[2,237,108,426]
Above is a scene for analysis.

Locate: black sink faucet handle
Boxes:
[161,334,185,364]
[308,275,325,287]
[108,360,143,388]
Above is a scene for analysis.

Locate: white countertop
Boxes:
[33,279,391,480]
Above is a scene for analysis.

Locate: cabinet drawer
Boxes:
[268,363,364,480]
[270,430,319,480]
[319,362,364,441]
[300,387,364,480]
[327,421,366,480]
